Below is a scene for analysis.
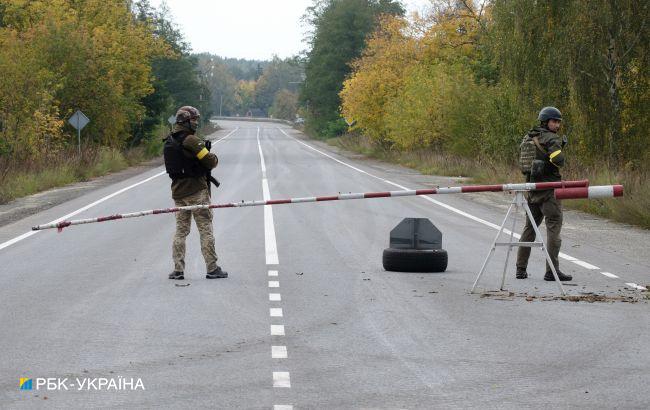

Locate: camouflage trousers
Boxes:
[516,189,563,273]
[172,188,218,272]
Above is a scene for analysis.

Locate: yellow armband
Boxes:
[196,148,209,160]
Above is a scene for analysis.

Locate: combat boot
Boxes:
[544,270,572,281]
[206,266,228,279]
[516,269,528,279]
[169,271,184,280]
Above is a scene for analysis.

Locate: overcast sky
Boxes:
[148,0,432,60]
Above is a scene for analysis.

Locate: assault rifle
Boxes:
[204,139,220,189]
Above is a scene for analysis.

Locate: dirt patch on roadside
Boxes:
[478,289,647,303]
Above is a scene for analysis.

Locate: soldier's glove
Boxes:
[205,140,212,151]
[561,135,568,148]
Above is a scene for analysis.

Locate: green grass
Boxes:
[0,147,136,203]
[328,133,650,230]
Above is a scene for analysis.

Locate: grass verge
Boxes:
[0,125,157,203]
[0,122,223,204]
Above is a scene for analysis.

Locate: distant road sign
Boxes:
[69,110,89,156]
[168,115,176,125]
[345,118,356,127]
[68,110,89,130]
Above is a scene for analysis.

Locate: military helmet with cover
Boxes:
[537,106,562,122]
[175,106,201,124]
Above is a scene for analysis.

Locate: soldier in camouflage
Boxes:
[165,106,228,280]
[516,106,572,282]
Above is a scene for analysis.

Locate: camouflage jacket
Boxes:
[170,124,218,200]
[525,125,565,183]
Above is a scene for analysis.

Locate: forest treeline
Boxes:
[198,54,304,121]
[301,0,649,170]
[0,0,304,165]
[0,0,214,161]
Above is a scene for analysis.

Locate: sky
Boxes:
[147,0,432,60]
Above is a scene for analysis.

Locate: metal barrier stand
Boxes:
[471,190,566,296]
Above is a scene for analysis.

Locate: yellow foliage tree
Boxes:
[0,26,64,158]
[340,16,419,144]
[0,0,169,159]
[341,1,497,152]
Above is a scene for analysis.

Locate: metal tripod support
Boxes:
[471,190,566,296]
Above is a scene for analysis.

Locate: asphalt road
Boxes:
[1,120,648,409]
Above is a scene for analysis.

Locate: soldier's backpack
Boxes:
[518,133,546,174]
[163,132,204,180]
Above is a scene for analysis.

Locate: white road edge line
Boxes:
[274,405,293,410]
[0,171,164,251]
[625,283,648,291]
[276,127,629,283]
[572,260,600,270]
[0,127,239,252]
[258,127,279,265]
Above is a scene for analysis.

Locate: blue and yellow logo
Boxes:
[20,378,32,390]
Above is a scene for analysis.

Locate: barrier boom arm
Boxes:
[32,180,604,232]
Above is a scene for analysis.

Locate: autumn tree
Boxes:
[0,0,168,158]
[269,89,298,121]
[254,57,304,115]
[301,0,404,137]
[340,16,418,145]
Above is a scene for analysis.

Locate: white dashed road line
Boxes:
[273,372,291,388]
[272,345,288,359]
[258,127,279,265]
[259,128,293,408]
[278,127,643,291]
[600,272,619,279]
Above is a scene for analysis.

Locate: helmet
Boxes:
[175,106,201,124]
[538,106,562,122]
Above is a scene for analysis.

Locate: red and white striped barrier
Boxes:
[555,185,624,200]
[32,180,594,232]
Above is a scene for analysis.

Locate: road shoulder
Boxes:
[0,157,164,228]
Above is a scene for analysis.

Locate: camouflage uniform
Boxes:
[173,188,218,273]
[516,125,565,274]
[166,107,220,275]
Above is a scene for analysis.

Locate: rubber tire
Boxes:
[382,248,448,273]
